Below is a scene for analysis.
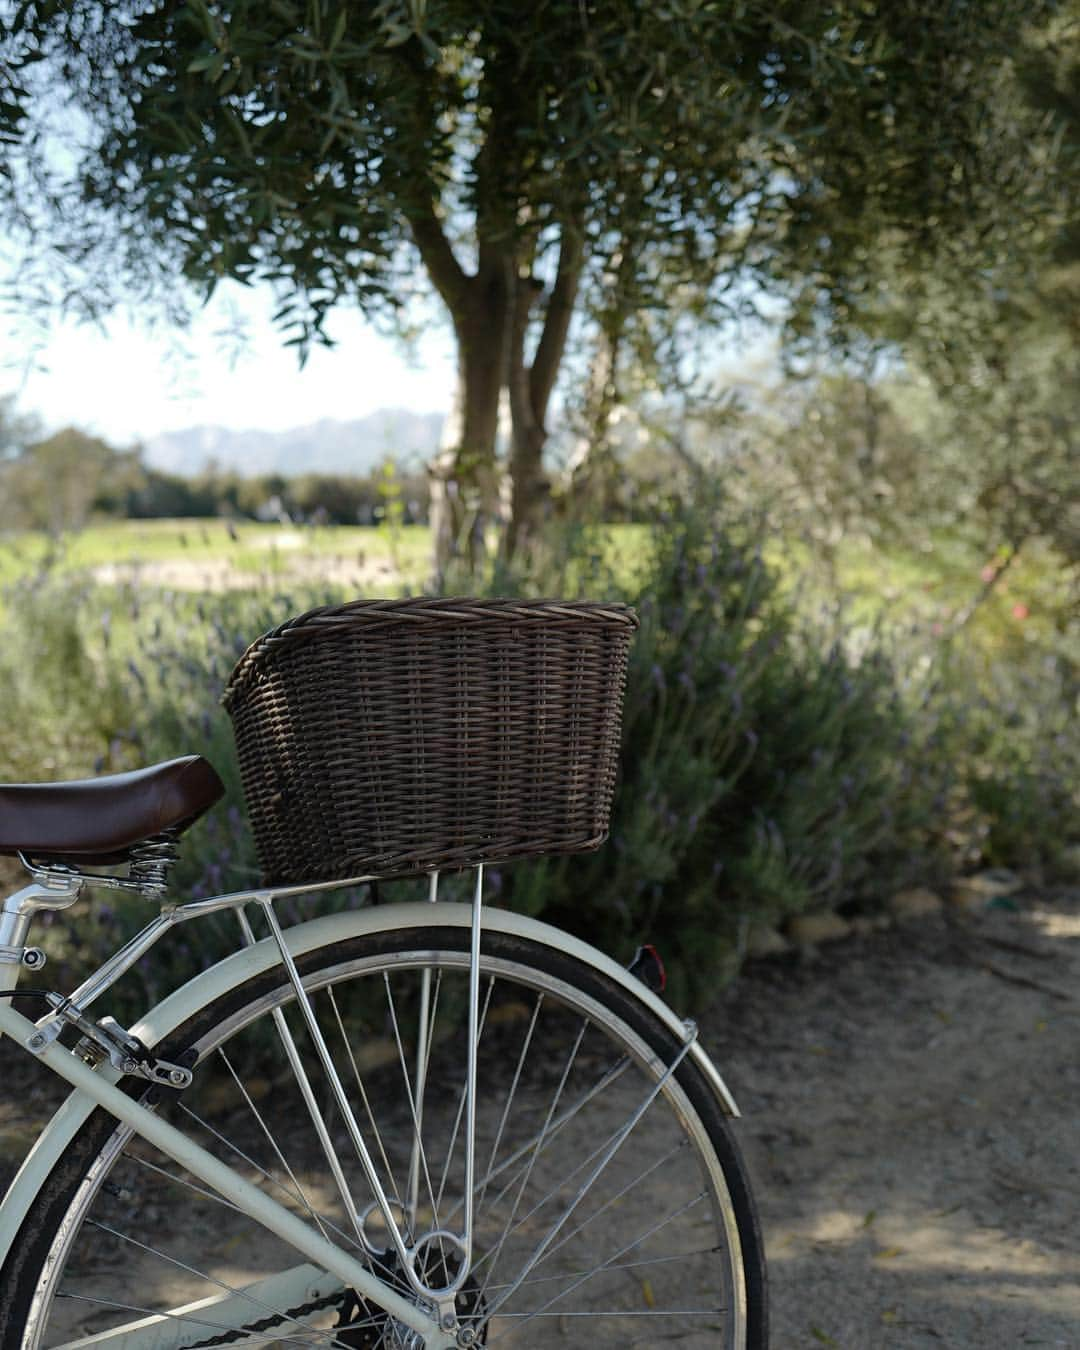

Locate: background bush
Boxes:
[494,501,954,1005]
[1,494,1076,1018]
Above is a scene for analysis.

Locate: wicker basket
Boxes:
[223,597,639,885]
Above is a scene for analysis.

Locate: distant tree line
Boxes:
[0,401,692,534]
[5,0,1057,566]
[0,407,430,532]
[125,463,431,529]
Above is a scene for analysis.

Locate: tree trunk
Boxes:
[424,247,511,580]
[430,310,505,576]
[565,324,622,516]
[504,223,584,558]
[506,416,548,558]
[505,275,549,558]
[413,181,580,568]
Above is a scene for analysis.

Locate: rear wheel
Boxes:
[1,925,767,1348]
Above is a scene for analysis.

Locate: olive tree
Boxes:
[1,0,1058,561]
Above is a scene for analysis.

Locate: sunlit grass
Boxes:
[0,519,434,587]
[0,518,1069,664]
[767,532,1069,657]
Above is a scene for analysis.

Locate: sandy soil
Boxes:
[2,887,1079,1348]
[709,888,1080,1348]
[90,552,408,593]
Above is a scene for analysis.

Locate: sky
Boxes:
[4,279,457,445]
[3,256,783,452]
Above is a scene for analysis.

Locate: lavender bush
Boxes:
[0,499,1075,1018]
[489,500,956,1006]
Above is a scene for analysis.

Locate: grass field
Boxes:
[769,531,1069,658]
[0,518,435,588]
[0,517,1066,662]
[0,518,659,594]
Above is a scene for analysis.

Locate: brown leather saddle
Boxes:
[0,756,225,866]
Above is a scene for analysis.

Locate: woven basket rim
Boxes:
[223,595,639,709]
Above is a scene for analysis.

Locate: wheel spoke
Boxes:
[77,1222,350,1349]
[173,1100,360,1256]
[483,1243,719,1294]
[472,1015,590,1307]
[383,970,443,1235]
[482,1034,696,1319]
[406,967,442,1228]
[472,1136,691,1282]
[217,1046,337,1242]
[326,984,404,1210]
[434,975,495,1218]
[477,992,544,1212]
[52,1287,342,1350]
[123,1152,244,1216]
[17,934,758,1350]
[479,1190,714,1342]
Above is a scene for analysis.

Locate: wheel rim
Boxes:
[23,939,748,1349]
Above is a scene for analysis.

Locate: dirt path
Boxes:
[91,552,407,592]
[705,889,1080,1348]
[2,888,1079,1347]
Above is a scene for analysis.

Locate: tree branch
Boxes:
[508,265,539,444]
[409,202,471,319]
[950,537,1025,634]
[528,219,584,425]
[386,35,472,319]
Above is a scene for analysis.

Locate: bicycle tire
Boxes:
[0,924,767,1348]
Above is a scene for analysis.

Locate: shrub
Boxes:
[1,499,1073,1018]
[0,573,138,782]
[0,571,365,1014]
[492,500,950,1005]
[935,641,1080,874]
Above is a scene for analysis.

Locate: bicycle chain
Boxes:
[180,1291,344,1349]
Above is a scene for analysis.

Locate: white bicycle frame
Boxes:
[0,872,740,1348]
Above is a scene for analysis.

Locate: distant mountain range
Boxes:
[144,410,445,478]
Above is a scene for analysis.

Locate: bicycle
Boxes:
[0,597,767,1348]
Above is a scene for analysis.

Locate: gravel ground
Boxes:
[704,887,1080,1348]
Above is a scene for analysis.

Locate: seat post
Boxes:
[0,870,84,991]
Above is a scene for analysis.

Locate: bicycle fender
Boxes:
[0,902,740,1269]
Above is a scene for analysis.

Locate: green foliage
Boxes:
[716,345,1080,582]
[778,1,1066,354]
[0,411,433,531]
[374,457,407,568]
[3,0,1063,552]
[489,500,951,1005]
[935,639,1080,872]
[1,501,1075,1019]
[0,570,367,1016]
[0,575,136,781]
[0,426,141,535]
[764,6,1080,573]
[6,0,1050,342]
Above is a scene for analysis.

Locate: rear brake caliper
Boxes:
[26,995,194,1088]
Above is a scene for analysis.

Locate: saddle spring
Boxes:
[18,829,182,901]
[127,832,182,897]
